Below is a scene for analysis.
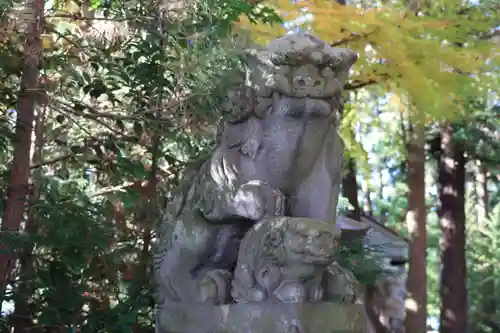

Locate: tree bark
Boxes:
[404,121,427,333]
[12,109,45,333]
[0,0,44,298]
[363,178,373,217]
[365,285,390,333]
[338,96,361,221]
[378,167,384,203]
[474,160,496,331]
[475,160,489,222]
[342,158,362,221]
[438,124,467,333]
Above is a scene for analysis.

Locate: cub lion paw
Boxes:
[199,269,233,305]
[308,284,324,301]
[273,282,308,302]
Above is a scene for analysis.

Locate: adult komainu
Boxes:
[154,32,360,324]
[154,156,285,307]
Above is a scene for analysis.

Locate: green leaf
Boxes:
[90,0,101,10]
[115,119,126,131]
[82,71,92,84]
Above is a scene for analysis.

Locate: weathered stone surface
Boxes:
[241,33,357,99]
[154,32,365,333]
[156,302,368,333]
[232,217,341,303]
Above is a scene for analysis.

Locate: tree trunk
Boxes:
[12,109,45,333]
[0,0,44,298]
[378,167,384,202]
[342,158,362,221]
[365,285,390,333]
[438,124,467,333]
[363,178,373,217]
[366,277,407,333]
[404,121,427,333]
[474,160,497,332]
[128,58,164,300]
[475,160,489,222]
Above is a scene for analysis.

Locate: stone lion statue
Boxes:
[154,165,285,305]
[231,217,341,303]
[154,32,361,333]
[219,32,357,223]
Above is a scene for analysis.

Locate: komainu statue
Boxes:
[231,217,341,303]
[154,32,368,333]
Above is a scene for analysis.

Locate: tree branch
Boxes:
[331,27,380,47]
[90,182,135,197]
[345,77,384,90]
[479,29,500,41]
[29,154,75,169]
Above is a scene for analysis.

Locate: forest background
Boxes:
[0,0,498,332]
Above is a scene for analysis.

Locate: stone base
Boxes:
[156,302,368,333]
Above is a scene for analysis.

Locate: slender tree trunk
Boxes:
[378,167,384,201]
[338,96,361,221]
[12,109,45,333]
[365,285,390,333]
[475,160,489,222]
[342,158,362,221]
[474,160,495,331]
[404,121,427,333]
[128,12,165,302]
[363,178,373,217]
[0,0,44,298]
[438,124,467,333]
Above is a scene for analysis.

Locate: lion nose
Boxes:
[308,229,320,238]
[293,76,324,89]
[315,234,335,252]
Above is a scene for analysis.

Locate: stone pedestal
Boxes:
[157,302,368,333]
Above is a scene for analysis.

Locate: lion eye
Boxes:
[268,232,282,246]
[320,66,335,77]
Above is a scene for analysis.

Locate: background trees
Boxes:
[0,0,280,331]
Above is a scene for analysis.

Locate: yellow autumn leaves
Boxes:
[235,0,496,121]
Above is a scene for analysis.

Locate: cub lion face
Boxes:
[261,217,341,266]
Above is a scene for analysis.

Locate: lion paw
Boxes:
[233,181,285,220]
[199,269,233,305]
[273,282,308,303]
[231,283,267,303]
[308,284,324,301]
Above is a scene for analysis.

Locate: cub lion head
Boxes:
[259,217,341,266]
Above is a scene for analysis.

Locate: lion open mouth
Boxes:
[288,246,334,264]
[270,92,336,119]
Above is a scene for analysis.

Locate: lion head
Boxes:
[259,217,341,266]
[221,32,358,123]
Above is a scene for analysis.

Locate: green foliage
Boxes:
[425,211,443,317]
[239,0,498,122]
[0,0,281,331]
[467,202,500,332]
[338,237,402,286]
[425,185,500,328]
[2,177,119,329]
[458,104,500,168]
